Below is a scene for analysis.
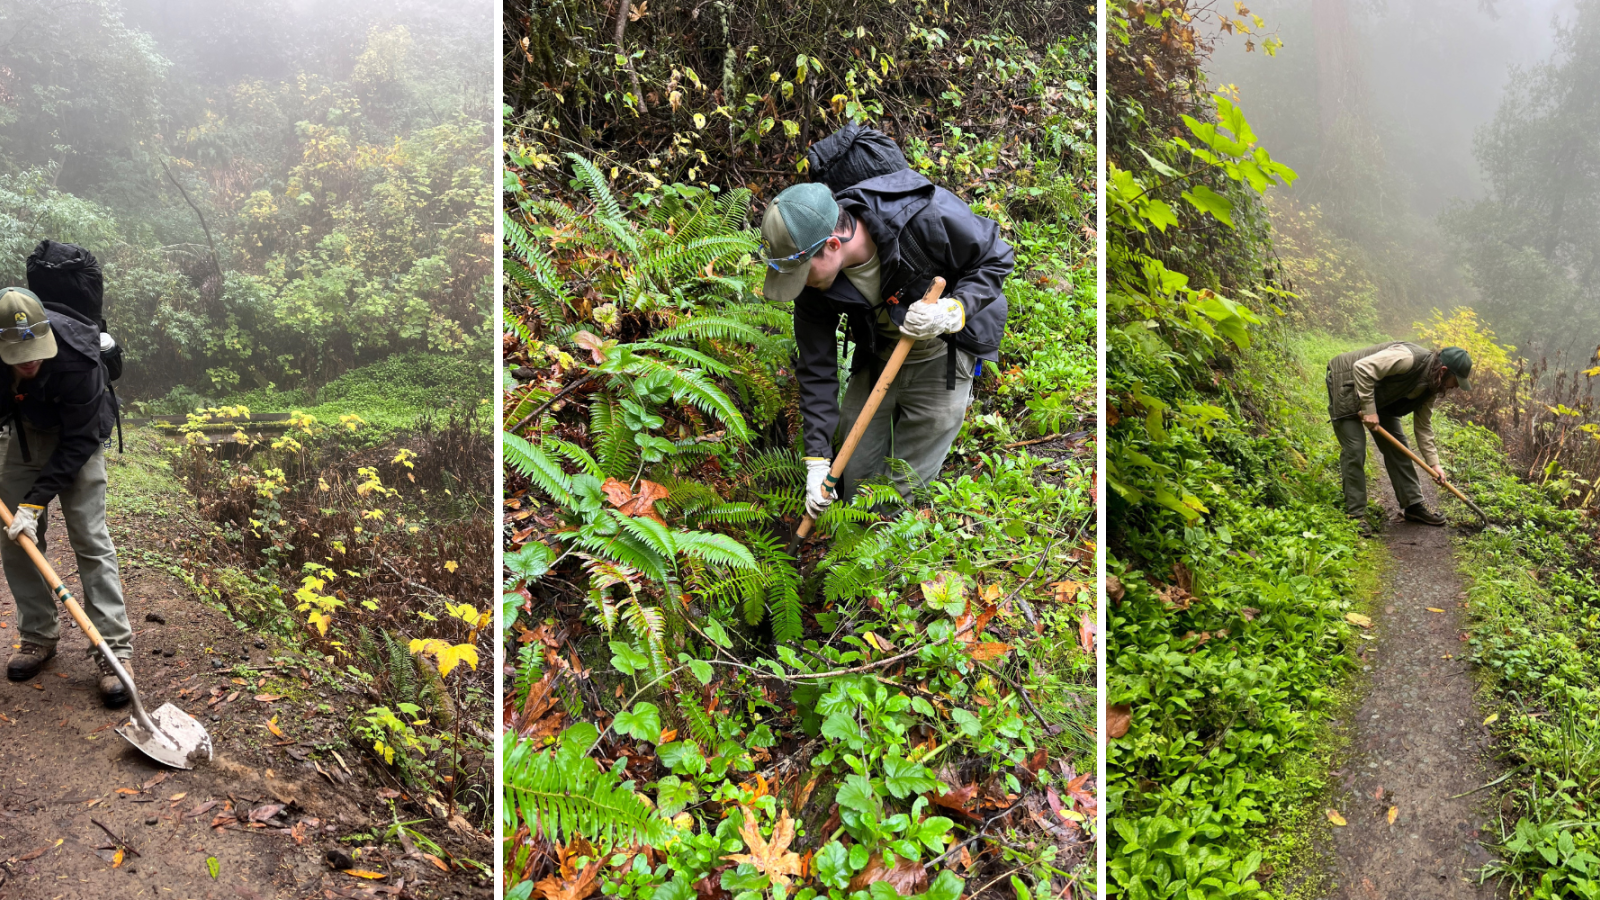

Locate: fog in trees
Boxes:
[1207,0,1600,364]
[0,0,493,404]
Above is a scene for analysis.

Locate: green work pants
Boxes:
[0,425,131,658]
[836,349,974,503]
[1333,414,1424,518]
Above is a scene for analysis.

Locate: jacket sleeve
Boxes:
[924,193,1014,323]
[1352,345,1416,417]
[794,298,843,459]
[1412,397,1440,472]
[23,367,106,507]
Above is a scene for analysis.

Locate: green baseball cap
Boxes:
[1440,346,1472,392]
[760,183,839,303]
[0,288,56,366]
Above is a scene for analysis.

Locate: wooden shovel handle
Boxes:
[795,277,947,540]
[0,500,102,644]
[1369,423,1481,512]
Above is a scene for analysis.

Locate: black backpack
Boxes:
[26,240,121,383]
[807,124,909,194]
[25,241,123,451]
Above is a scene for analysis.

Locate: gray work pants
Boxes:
[1333,414,1423,518]
[837,349,974,502]
[0,425,131,658]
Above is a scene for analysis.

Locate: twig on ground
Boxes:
[90,818,140,857]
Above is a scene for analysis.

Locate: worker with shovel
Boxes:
[1327,341,1473,530]
[761,173,1012,523]
[0,287,131,706]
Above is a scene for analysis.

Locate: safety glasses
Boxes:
[0,321,49,343]
[763,217,855,273]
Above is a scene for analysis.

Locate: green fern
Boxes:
[504,730,671,848]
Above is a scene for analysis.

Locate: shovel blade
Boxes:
[117,703,213,770]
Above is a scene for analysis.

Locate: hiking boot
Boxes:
[6,641,54,681]
[1403,503,1447,526]
[95,654,132,708]
[1350,517,1375,538]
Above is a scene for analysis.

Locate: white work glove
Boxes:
[804,457,835,519]
[898,296,965,341]
[6,504,42,544]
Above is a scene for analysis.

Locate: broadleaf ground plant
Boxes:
[503,3,1096,899]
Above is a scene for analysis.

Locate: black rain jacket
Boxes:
[792,169,1014,458]
[0,303,116,506]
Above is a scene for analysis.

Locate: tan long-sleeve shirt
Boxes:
[1353,344,1439,470]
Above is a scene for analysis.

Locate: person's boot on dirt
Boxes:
[761,141,1013,521]
[0,287,131,707]
[1326,341,1473,528]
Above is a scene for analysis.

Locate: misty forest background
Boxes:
[1108,0,1600,895]
[0,0,500,872]
[0,0,493,413]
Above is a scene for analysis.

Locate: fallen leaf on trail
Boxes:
[1426,607,1445,613]
[967,642,1010,661]
[1345,612,1372,628]
[1107,575,1125,601]
[142,772,168,790]
[444,560,459,574]
[344,869,386,879]
[424,853,450,872]
[933,783,978,815]
[537,837,602,900]
[17,842,54,861]
[1052,580,1084,603]
[1374,785,1384,800]
[1387,806,1398,825]
[722,806,803,888]
[112,848,124,868]
[254,694,283,702]
[1483,713,1499,726]
[167,791,187,802]
[1107,704,1132,740]
[1326,808,1347,826]
[248,803,286,823]
[849,853,928,895]
[115,788,142,795]
[267,715,285,739]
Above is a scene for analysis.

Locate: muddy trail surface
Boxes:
[1324,475,1505,899]
[0,455,490,898]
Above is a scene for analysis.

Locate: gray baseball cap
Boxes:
[0,288,57,366]
[760,183,839,303]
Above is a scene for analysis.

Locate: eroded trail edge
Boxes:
[1325,478,1504,899]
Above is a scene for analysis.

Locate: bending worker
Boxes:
[0,287,130,706]
[760,171,1012,520]
[1326,341,1473,528]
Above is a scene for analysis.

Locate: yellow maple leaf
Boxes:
[722,806,803,889]
[444,560,459,574]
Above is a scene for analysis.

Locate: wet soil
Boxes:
[0,468,490,898]
[1323,476,1505,899]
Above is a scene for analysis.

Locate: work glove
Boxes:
[804,457,835,519]
[898,296,965,341]
[6,504,43,545]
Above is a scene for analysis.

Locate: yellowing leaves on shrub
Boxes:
[307,611,332,636]
[410,638,479,677]
[445,602,490,632]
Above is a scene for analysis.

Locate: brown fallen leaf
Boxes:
[722,806,803,889]
[537,837,602,900]
[1078,611,1095,652]
[142,772,168,790]
[254,694,283,702]
[424,853,450,872]
[849,854,927,895]
[1107,575,1125,601]
[1107,704,1132,740]
[966,642,1011,662]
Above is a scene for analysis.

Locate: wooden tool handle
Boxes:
[1369,424,1477,509]
[0,501,101,644]
[795,277,947,540]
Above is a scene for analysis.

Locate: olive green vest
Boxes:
[1326,341,1437,421]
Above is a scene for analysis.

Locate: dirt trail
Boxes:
[1324,475,1504,899]
[0,471,489,898]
